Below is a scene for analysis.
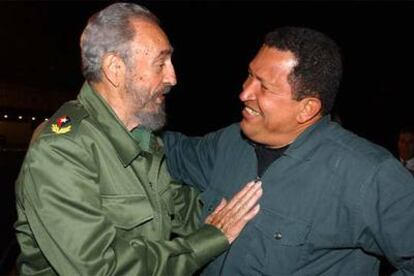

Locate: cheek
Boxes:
[259,97,283,118]
[148,76,164,90]
[261,100,297,124]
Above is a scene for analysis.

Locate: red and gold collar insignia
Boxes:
[51,115,72,134]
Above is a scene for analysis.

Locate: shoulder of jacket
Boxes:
[214,123,243,143]
[39,100,89,139]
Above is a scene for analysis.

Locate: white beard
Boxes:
[125,75,168,131]
[136,101,166,131]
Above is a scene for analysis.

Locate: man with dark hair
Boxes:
[14,3,262,275]
[164,27,414,275]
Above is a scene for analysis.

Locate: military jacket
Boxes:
[15,83,228,275]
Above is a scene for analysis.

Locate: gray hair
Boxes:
[80,2,159,82]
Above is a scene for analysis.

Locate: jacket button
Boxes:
[273,232,282,240]
[130,240,139,247]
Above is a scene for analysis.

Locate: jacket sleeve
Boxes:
[15,136,228,276]
[361,157,414,275]
[168,180,204,237]
[163,130,223,192]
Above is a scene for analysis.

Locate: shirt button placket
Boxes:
[130,239,139,248]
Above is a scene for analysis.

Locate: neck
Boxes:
[267,115,322,149]
[268,140,294,149]
[91,82,140,131]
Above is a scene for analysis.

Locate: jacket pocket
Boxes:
[251,208,311,275]
[101,194,154,230]
[255,208,310,246]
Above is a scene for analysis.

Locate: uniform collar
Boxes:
[77,82,148,167]
[131,126,156,153]
[283,115,332,161]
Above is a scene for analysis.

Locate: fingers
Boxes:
[205,198,227,224]
[214,198,227,213]
[216,180,262,223]
[204,181,260,225]
[243,204,261,221]
[224,180,257,211]
[205,180,262,244]
[228,183,262,223]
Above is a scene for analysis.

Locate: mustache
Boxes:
[148,86,172,101]
[159,86,172,96]
[139,86,171,109]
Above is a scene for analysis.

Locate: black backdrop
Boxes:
[1,1,414,273]
[1,1,414,150]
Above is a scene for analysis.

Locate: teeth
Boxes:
[245,106,260,116]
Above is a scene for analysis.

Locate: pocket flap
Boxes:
[101,194,154,230]
[255,208,310,246]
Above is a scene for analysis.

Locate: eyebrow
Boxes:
[154,47,174,61]
[248,67,266,84]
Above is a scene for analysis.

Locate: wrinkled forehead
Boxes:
[250,45,297,78]
[129,19,173,57]
[253,46,296,68]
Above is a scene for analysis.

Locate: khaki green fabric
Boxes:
[15,83,228,275]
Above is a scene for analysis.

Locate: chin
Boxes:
[240,123,257,142]
[240,120,248,132]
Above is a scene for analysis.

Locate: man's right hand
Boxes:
[204,180,262,243]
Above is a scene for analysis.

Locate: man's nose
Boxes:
[165,63,177,86]
[239,80,256,102]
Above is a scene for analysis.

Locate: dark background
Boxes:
[1,0,413,273]
[2,1,414,144]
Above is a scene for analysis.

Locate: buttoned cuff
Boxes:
[186,224,229,266]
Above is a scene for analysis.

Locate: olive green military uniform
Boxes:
[15,83,228,275]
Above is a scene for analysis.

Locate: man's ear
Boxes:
[296,97,322,124]
[101,53,124,88]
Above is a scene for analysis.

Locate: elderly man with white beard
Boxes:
[14,3,262,275]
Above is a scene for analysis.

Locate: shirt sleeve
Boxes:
[361,157,414,275]
[162,130,222,192]
[15,136,228,276]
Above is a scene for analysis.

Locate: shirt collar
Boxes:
[77,82,146,167]
[131,126,155,153]
[283,115,332,161]
[244,115,332,161]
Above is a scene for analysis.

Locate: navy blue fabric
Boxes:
[164,116,414,275]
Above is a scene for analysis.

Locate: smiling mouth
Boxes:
[244,106,261,116]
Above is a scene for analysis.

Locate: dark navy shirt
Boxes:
[164,116,414,275]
